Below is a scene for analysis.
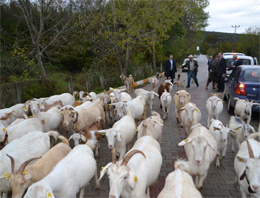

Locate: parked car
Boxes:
[223,52,246,56]
[253,57,258,65]
[181,57,198,72]
[223,54,254,76]
[223,65,260,113]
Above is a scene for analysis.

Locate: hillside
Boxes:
[201,31,244,42]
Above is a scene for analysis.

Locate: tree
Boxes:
[16,0,77,80]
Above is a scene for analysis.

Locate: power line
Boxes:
[231,25,240,51]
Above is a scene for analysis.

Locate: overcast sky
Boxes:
[205,0,260,34]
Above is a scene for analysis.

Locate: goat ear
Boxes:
[98,162,112,181]
[178,138,192,146]
[180,107,185,111]
[116,131,122,141]
[69,135,73,141]
[207,141,216,150]
[23,172,32,181]
[128,167,137,189]
[40,103,45,110]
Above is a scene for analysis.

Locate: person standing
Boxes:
[164,55,177,83]
[228,54,242,78]
[207,55,213,69]
[216,52,226,92]
[205,56,218,90]
[185,55,199,88]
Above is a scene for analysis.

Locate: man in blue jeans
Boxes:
[185,55,199,88]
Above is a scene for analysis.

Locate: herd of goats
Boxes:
[0,73,259,198]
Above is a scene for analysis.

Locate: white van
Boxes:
[223,54,254,76]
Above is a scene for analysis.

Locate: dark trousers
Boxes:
[166,70,175,83]
[187,71,199,87]
[217,75,225,91]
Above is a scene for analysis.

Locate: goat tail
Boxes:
[174,159,192,175]
[58,135,70,146]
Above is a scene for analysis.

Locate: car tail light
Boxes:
[236,83,246,95]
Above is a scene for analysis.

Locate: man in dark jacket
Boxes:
[185,55,199,88]
[216,52,226,92]
[164,55,177,83]
[228,54,243,79]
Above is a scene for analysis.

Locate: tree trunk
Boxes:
[125,44,131,72]
[153,41,156,69]
[36,49,47,81]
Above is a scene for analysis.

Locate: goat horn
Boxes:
[112,147,116,164]
[246,140,254,159]
[18,157,41,175]
[6,154,15,173]
[218,123,224,128]
[121,150,146,166]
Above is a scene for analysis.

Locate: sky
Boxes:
[205,0,260,34]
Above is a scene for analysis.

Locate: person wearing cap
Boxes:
[227,54,242,79]
[184,55,199,88]
[164,54,177,83]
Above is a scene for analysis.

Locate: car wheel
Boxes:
[227,96,233,114]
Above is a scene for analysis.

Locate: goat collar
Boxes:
[240,170,256,194]
[245,110,250,115]
[122,77,127,82]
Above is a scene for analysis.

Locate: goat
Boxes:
[96,115,136,161]
[158,78,174,105]
[137,111,164,142]
[69,117,102,156]
[43,93,75,107]
[209,119,230,168]
[40,100,63,112]
[135,88,159,111]
[0,131,61,197]
[158,168,202,198]
[99,136,162,198]
[150,76,159,91]
[229,116,255,152]
[206,93,223,128]
[180,103,201,135]
[0,118,43,146]
[160,90,172,120]
[6,143,71,198]
[176,124,217,191]
[28,101,61,132]
[112,88,132,103]
[234,133,260,197]
[234,98,259,124]
[173,90,191,123]
[24,143,99,198]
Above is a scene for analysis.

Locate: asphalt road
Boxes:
[84,54,259,198]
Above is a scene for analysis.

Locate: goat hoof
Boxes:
[198,187,203,192]
[216,164,220,168]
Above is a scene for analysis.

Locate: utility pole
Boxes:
[232,25,240,51]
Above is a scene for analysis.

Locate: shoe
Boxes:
[186,86,190,88]
[216,90,223,92]
[205,87,208,90]
[197,84,199,87]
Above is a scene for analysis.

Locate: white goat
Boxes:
[176,124,217,191]
[79,91,97,102]
[29,101,61,132]
[150,76,159,91]
[7,143,71,198]
[158,168,202,198]
[135,88,159,110]
[137,111,164,142]
[43,93,75,107]
[0,118,43,145]
[209,119,230,168]
[96,115,136,161]
[24,144,98,198]
[229,116,255,152]
[99,136,162,198]
[234,98,258,124]
[206,94,223,128]
[173,90,191,123]
[112,88,132,103]
[113,95,146,120]
[234,133,260,198]
[180,103,201,135]
[0,131,59,198]
[160,90,172,120]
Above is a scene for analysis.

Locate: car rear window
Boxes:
[226,58,252,67]
[243,68,260,82]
